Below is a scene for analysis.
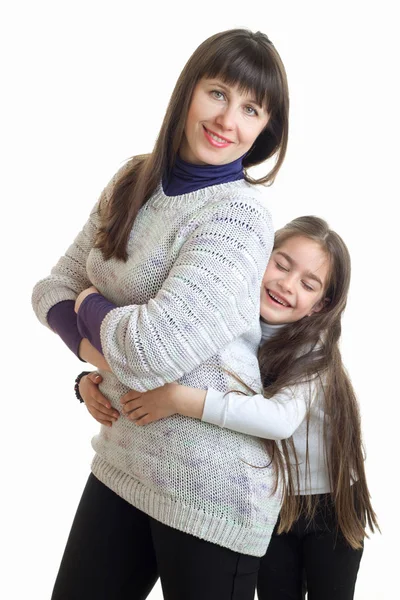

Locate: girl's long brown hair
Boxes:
[95,29,289,260]
[261,216,379,549]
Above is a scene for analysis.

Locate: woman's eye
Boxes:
[211,90,225,100]
[244,106,258,116]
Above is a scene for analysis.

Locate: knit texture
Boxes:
[32,161,281,556]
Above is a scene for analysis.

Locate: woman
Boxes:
[32,29,289,600]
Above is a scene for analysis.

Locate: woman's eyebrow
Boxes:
[275,251,323,287]
[207,80,263,108]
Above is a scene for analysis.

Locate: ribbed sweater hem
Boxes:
[91,455,276,557]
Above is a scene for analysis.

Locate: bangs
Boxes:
[200,43,284,114]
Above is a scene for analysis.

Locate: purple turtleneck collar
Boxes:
[162,154,245,196]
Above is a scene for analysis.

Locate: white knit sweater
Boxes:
[32,163,282,556]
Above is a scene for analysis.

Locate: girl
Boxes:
[81,216,378,599]
[32,29,289,600]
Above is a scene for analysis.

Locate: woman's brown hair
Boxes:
[261,216,379,549]
[96,28,289,260]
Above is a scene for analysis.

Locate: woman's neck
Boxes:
[162,154,245,196]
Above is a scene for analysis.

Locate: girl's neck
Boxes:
[260,319,286,342]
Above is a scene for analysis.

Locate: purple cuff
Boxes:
[47,300,85,360]
[76,293,116,354]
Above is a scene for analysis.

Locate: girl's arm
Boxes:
[119,381,314,440]
[201,385,311,440]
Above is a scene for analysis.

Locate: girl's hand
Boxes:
[120,383,206,425]
[120,383,180,425]
[80,372,120,427]
[75,286,99,313]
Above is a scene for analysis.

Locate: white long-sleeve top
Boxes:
[202,321,331,495]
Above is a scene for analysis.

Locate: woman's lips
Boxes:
[203,126,233,148]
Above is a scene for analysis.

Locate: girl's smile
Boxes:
[265,289,292,308]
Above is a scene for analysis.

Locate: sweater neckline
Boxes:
[150,178,255,209]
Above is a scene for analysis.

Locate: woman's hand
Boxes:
[75,286,99,313]
[120,383,206,425]
[80,372,120,427]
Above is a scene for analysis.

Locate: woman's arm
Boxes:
[31,162,131,333]
[120,381,314,440]
[78,339,112,372]
[76,195,274,391]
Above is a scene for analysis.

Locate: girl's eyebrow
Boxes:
[206,79,262,108]
[275,251,323,288]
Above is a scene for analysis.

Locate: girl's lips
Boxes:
[203,126,232,148]
[266,289,292,308]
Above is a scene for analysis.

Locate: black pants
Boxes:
[257,494,363,600]
[51,474,260,600]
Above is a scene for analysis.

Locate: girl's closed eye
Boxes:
[302,281,314,291]
[276,262,289,272]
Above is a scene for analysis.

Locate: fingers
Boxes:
[125,406,146,421]
[87,372,103,384]
[86,400,119,426]
[120,397,147,421]
[88,409,113,427]
[120,390,142,405]
[126,407,151,425]
[134,414,152,426]
[121,397,143,417]
[80,375,118,415]
[88,398,119,420]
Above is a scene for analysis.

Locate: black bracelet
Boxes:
[74,371,91,403]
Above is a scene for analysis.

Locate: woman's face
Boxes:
[179,78,270,165]
[260,236,330,325]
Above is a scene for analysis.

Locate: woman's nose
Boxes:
[214,106,236,131]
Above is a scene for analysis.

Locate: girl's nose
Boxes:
[278,275,294,294]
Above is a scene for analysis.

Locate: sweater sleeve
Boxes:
[47,300,84,359]
[31,162,131,331]
[201,381,316,440]
[97,197,274,390]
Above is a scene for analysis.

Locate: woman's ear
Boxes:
[308,297,330,317]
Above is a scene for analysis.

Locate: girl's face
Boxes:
[260,236,330,325]
[179,78,270,165]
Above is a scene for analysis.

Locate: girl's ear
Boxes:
[308,297,330,317]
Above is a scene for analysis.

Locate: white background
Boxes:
[2,1,399,598]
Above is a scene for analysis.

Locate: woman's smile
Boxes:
[179,78,269,165]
